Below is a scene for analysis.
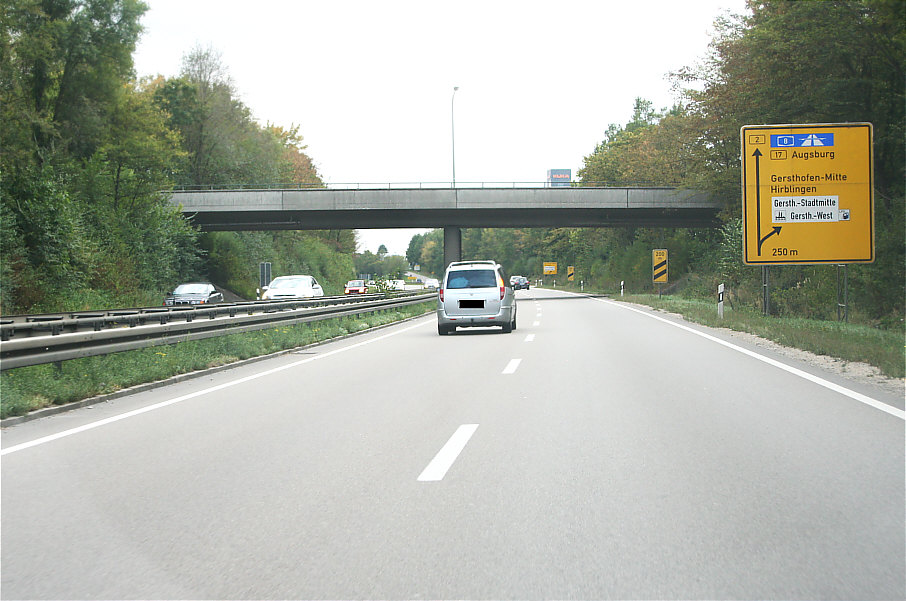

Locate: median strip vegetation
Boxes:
[0,302,433,420]
[616,294,904,380]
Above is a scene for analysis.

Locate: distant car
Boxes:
[165,283,223,306]
[344,279,368,294]
[424,278,440,289]
[513,276,530,290]
[261,275,324,300]
[437,260,516,335]
[389,279,406,291]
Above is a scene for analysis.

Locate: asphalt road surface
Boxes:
[2,289,903,600]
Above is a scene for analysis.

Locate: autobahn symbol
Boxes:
[652,249,668,283]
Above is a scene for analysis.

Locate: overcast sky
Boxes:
[134,0,747,256]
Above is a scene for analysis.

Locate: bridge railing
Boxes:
[171,181,683,191]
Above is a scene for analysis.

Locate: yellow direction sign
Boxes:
[567,266,575,281]
[652,249,668,283]
[543,262,558,275]
[741,123,873,264]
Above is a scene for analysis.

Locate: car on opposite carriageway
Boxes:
[260,275,324,300]
[165,282,224,306]
[344,279,368,294]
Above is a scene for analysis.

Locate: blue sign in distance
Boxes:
[771,133,835,148]
[547,168,571,187]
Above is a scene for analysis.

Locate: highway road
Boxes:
[2,288,903,600]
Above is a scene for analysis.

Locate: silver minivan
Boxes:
[436,260,516,335]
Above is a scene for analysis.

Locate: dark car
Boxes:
[165,283,223,306]
[510,275,530,290]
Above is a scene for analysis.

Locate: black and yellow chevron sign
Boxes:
[567,266,575,281]
[652,249,668,283]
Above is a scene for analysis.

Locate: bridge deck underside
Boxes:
[187,207,720,231]
[172,188,720,231]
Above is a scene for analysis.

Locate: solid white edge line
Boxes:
[2,319,434,456]
[417,424,479,482]
[571,292,904,420]
[502,358,522,375]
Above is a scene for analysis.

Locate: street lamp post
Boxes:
[451,86,458,187]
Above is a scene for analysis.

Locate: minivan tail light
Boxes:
[439,288,444,302]
[500,286,505,300]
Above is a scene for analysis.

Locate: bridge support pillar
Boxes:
[443,227,461,269]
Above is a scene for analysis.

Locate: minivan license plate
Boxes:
[459,299,484,309]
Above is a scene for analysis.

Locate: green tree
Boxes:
[3,0,147,161]
[418,231,445,278]
[672,0,904,321]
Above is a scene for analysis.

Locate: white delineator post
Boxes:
[718,283,725,318]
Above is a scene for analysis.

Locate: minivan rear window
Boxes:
[446,269,497,289]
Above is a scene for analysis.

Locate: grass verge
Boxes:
[0,302,434,419]
[616,294,904,379]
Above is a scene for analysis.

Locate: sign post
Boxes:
[258,261,272,299]
[836,265,849,322]
[741,123,874,265]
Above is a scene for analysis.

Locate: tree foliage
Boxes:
[353,250,408,280]
[1,0,199,312]
[1,5,350,313]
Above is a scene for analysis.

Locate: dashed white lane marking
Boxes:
[533,321,540,327]
[2,320,435,456]
[502,359,522,374]
[418,424,479,482]
[525,334,535,342]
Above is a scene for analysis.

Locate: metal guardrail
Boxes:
[0,292,435,370]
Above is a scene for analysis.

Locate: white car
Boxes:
[389,279,406,291]
[424,278,440,289]
[261,275,324,300]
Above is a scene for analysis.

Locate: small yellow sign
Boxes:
[543,262,558,275]
[652,249,668,283]
[741,123,874,264]
[567,266,575,281]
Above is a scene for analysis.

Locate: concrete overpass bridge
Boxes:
[169,184,720,267]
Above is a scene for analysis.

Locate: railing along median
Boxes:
[0,292,435,370]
